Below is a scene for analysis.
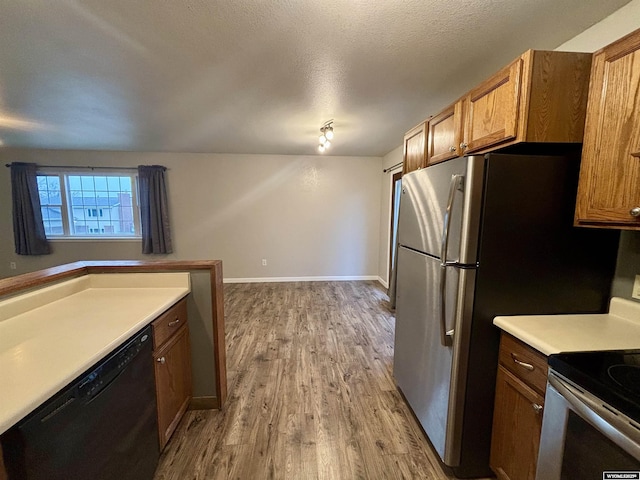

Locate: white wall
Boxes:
[556,0,640,52]
[0,149,382,281]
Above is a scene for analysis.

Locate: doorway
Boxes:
[388,171,402,285]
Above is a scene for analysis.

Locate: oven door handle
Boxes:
[548,374,640,460]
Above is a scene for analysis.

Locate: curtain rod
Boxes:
[383,162,403,173]
[4,163,165,171]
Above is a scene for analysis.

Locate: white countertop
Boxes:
[493,297,640,356]
[0,273,190,434]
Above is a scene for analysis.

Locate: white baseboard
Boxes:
[223,275,379,284]
[377,276,389,288]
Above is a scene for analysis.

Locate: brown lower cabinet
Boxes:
[490,333,547,480]
[152,298,193,449]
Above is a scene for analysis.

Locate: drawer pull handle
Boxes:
[157,357,166,364]
[630,207,640,217]
[168,318,180,327]
[449,146,456,152]
[511,353,534,371]
[532,403,543,414]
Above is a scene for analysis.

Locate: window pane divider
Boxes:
[60,174,71,235]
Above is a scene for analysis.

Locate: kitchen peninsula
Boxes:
[0,260,226,432]
[0,261,226,480]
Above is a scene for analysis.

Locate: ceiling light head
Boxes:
[317,120,334,154]
[325,126,334,141]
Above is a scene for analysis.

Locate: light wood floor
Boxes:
[154,281,461,479]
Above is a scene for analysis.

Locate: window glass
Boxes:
[37,175,63,236]
[36,171,140,238]
[94,176,108,191]
[80,176,94,190]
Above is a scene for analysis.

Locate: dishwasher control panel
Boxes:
[78,327,151,400]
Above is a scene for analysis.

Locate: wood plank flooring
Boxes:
[153,281,461,480]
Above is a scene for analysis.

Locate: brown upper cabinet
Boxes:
[575,28,640,229]
[462,56,523,154]
[462,50,592,154]
[426,100,464,165]
[408,49,593,173]
[403,121,428,174]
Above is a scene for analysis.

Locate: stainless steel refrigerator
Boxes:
[393,152,619,478]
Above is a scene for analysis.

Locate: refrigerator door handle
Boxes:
[440,174,464,265]
[439,264,455,347]
[439,174,464,347]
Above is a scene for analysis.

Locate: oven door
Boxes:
[536,372,640,480]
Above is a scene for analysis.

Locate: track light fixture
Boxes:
[318,120,334,153]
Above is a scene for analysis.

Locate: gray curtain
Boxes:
[11,162,51,255]
[138,165,173,254]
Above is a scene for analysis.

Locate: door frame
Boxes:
[388,171,403,283]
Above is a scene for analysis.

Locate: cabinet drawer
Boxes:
[498,333,548,395]
[152,298,188,349]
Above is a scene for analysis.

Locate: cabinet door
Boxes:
[463,58,523,154]
[575,29,640,228]
[490,366,544,480]
[403,122,427,174]
[154,326,192,449]
[427,100,463,165]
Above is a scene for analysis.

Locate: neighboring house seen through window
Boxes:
[37,171,141,238]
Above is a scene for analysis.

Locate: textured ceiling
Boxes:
[0,0,632,156]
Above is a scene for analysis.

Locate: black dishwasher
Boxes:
[2,325,159,480]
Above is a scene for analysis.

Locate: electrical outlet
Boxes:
[262,259,267,266]
[633,275,640,300]
[9,262,17,270]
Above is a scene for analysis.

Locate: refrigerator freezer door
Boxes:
[397,157,467,259]
[393,245,460,463]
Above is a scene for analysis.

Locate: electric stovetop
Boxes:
[548,349,640,422]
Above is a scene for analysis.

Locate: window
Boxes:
[36,171,141,238]
[86,209,104,217]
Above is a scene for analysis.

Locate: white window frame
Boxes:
[37,168,142,240]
